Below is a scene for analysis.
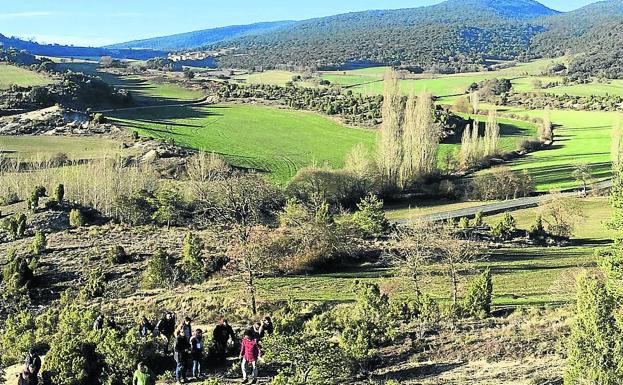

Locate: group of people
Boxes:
[16,349,41,385]
[131,312,274,384]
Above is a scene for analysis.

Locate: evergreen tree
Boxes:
[462,268,493,319]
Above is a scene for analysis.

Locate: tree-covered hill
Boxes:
[105,20,296,51]
[207,0,559,71]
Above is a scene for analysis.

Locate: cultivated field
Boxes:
[0,135,122,161]
[0,63,51,90]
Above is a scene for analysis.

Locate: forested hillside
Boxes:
[105,21,296,51]
[209,0,558,71]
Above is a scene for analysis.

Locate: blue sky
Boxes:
[0,0,599,47]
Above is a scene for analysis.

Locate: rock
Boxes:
[141,149,159,163]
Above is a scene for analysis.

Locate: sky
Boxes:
[0,0,600,47]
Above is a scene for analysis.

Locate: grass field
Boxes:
[107,103,535,182]
[57,62,203,103]
[0,136,122,161]
[108,104,377,182]
[0,63,51,90]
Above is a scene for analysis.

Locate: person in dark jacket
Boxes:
[213,316,236,363]
[93,314,104,331]
[260,316,274,338]
[189,329,204,379]
[24,348,42,385]
[174,329,191,383]
[180,317,192,341]
[107,316,119,331]
[156,312,176,354]
[139,316,153,338]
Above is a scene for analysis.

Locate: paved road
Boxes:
[394,179,613,224]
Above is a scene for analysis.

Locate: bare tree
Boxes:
[186,151,231,202]
[484,109,500,157]
[393,220,440,294]
[571,163,593,195]
[471,91,480,114]
[539,108,554,143]
[436,226,484,304]
[377,69,404,191]
[539,193,586,239]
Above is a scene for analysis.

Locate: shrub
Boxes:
[150,186,188,227]
[2,249,35,293]
[30,231,47,256]
[54,184,65,202]
[181,232,205,282]
[69,209,85,228]
[473,211,484,227]
[468,167,533,200]
[528,215,547,239]
[462,268,493,319]
[392,293,440,338]
[28,186,46,212]
[142,249,177,289]
[80,267,106,300]
[351,194,388,238]
[3,213,27,240]
[565,274,623,384]
[0,310,38,366]
[458,217,470,229]
[92,113,105,124]
[114,190,156,226]
[106,245,128,264]
[491,213,516,240]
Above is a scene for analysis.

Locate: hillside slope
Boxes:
[105,20,296,51]
[209,0,559,70]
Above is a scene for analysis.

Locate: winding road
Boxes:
[394,179,613,224]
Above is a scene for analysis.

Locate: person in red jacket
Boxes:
[239,329,261,384]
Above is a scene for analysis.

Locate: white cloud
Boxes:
[0,11,55,20]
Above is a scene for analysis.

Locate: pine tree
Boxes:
[377,69,404,191]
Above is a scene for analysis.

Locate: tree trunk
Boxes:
[247,269,257,315]
[451,269,458,305]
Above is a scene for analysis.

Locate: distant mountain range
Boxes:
[0,34,165,61]
[2,0,623,76]
[105,21,296,51]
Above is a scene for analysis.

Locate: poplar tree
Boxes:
[471,91,480,114]
[540,108,554,143]
[377,69,404,191]
[484,109,500,157]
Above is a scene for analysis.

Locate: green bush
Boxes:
[491,213,516,240]
[392,292,440,338]
[181,232,205,282]
[565,274,623,384]
[106,245,128,265]
[69,209,85,228]
[30,231,47,256]
[528,215,547,239]
[150,187,188,227]
[0,310,38,366]
[80,267,106,300]
[114,190,156,226]
[2,249,35,294]
[142,249,177,289]
[28,186,46,212]
[2,213,26,240]
[351,194,388,238]
[458,217,470,229]
[54,184,65,203]
[462,268,493,319]
[473,211,484,227]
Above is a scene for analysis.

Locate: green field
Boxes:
[108,104,377,182]
[107,103,535,182]
[0,63,51,90]
[57,62,203,103]
[0,136,122,161]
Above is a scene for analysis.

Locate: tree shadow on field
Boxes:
[373,362,464,382]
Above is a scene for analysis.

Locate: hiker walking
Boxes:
[213,316,236,363]
[139,316,154,338]
[239,329,262,384]
[189,329,205,379]
[181,317,192,341]
[24,348,41,385]
[260,316,274,338]
[132,362,154,385]
[156,312,176,354]
[174,328,191,384]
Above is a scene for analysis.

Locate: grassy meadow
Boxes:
[0,63,51,90]
[0,136,122,161]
